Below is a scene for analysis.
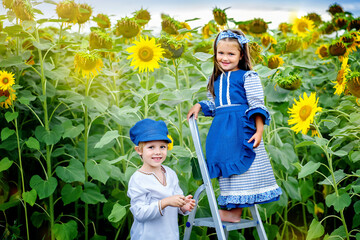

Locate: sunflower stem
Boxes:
[174,59,183,146]
[144,71,149,118]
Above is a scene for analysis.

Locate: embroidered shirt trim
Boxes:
[137,166,167,186]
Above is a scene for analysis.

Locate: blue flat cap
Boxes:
[130,118,172,145]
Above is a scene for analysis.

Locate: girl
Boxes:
[187,29,282,223]
[127,118,196,240]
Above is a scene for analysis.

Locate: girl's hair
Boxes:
[207,29,253,97]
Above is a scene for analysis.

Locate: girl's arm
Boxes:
[187,91,216,120]
[248,114,264,148]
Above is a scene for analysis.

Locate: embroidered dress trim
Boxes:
[138,166,167,186]
[216,104,242,109]
[220,184,280,196]
[226,71,231,105]
[219,73,223,106]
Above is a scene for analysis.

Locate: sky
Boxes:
[1,0,360,34]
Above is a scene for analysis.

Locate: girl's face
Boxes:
[135,140,168,171]
[216,40,242,72]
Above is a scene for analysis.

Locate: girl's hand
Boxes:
[187,103,202,121]
[161,195,186,209]
[181,195,196,213]
[248,131,262,148]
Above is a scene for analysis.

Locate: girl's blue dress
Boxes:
[199,69,282,208]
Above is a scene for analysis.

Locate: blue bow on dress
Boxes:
[216,30,250,48]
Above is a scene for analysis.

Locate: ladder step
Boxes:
[193,217,258,231]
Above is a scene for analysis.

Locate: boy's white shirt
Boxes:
[127,165,187,240]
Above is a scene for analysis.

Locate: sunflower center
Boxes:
[2,77,9,84]
[299,105,312,121]
[298,22,308,32]
[0,89,10,98]
[138,46,154,62]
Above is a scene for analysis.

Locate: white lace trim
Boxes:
[220,184,280,196]
[219,73,223,106]
[226,71,231,105]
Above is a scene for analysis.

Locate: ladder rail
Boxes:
[188,116,226,240]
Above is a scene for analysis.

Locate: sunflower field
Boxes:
[0,1,360,239]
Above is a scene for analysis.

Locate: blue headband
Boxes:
[216,30,250,48]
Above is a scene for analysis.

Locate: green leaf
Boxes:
[282,176,301,201]
[30,175,58,199]
[31,211,47,228]
[35,125,64,145]
[108,203,127,223]
[94,130,119,149]
[18,90,36,105]
[325,191,351,212]
[0,55,23,67]
[318,170,346,185]
[62,120,84,139]
[300,179,315,202]
[194,52,213,61]
[55,159,85,183]
[125,167,137,183]
[61,184,82,205]
[4,112,18,122]
[22,189,37,206]
[306,219,324,240]
[80,182,107,204]
[0,157,13,172]
[298,161,321,178]
[87,160,111,184]
[350,151,360,163]
[1,127,15,141]
[191,157,202,181]
[295,141,315,148]
[25,137,40,150]
[53,220,78,240]
[32,39,52,50]
[354,200,360,214]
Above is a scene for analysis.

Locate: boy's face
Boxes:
[135,140,168,170]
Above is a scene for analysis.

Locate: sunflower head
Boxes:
[328,3,344,16]
[12,0,34,21]
[306,12,322,26]
[292,17,314,37]
[249,18,268,35]
[261,34,277,47]
[212,7,227,26]
[237,23,250,34]
[2,0,14,9]
[202,21,219,38]
[328,41,347,57]
[333,15,348,29]
[134,8,151,27]
[167,135,174,150]
[288,92,322,134]
[0,88,16,109]
[126,36,164,73]
[89,30,112,50]
[95,13,111,29]
[278,22,292,35]
[77,3,92,24]
[285,38,302,53]
[321,22,337,35]
[56,0,79,23]
[346,71,360,98]
[249,42,263,65]
[159,35,185,59]
[115,17,140,38]
[267,55,284,69]
[277,74,302,90]
[161,14,181,35]
[194,40,213,54]
[347,18,360,31]
[315,45,329,59]
[0,71,15,91]
[74,51,103,78]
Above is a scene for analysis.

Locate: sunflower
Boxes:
[277,74,302,90]
[288,92,322,135]
[96,13,111,29]
[0,87,16,109]
[306,12,322,26]
[167,135,174,150]
[328,3,344,16]
[249,18,268,35]
[56,0,79,24]
[202,21,219,38]
[278,22,292,35]
[213,7,227,26]
[347,18,360,31]
[315,44,329,59]
[134,8,151,27]
[115,17,140,38]
[292,17,314,37]
[267,55,284,69]
[89,30,112,50]
[261,34,277,48]
[333,57,350,95]
[285,38,302,52]
[159,35,185,59]
[77,3,92,25]
[346,71,360,98]
[161,14,181,35]
[12,0,34,21]
[249,42,263,64]
[126,36,164,73]
[74,51,103,78]
[328,41,347,60]
[0,70,15,91]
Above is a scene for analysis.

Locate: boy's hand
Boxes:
[161,195,186,209]
[181,195,196,213]
[187,103,202,121]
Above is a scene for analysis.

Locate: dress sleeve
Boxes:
[127,176,163,222]
[199,90,216,117]
[244,71,271,125]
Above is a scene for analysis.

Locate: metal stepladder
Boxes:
[183,116,268,240]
